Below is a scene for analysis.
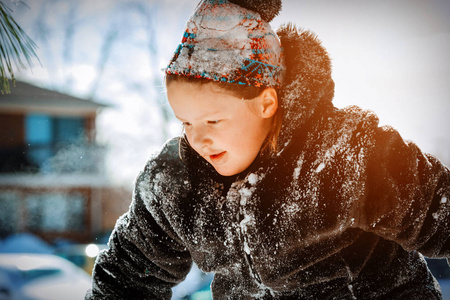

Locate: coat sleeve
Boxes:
[360,125,450,260]
[85,161,192,299]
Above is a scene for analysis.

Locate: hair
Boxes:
[165,74,282,155]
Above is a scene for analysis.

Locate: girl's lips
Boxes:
[209,151,226,163]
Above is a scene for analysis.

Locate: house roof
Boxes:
[0,81,107,116]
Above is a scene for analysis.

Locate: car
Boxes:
[440,279,450,300]
[0,253,92,300]
[427,258,450,300]
[53,243,108,275]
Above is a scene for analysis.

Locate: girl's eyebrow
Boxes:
[175,111,222,121]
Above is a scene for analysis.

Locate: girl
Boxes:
[87,0,450,299]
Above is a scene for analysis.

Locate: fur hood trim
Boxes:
[276,24,335,152]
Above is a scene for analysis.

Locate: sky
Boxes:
[8,0,450,185]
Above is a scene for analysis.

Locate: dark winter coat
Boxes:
[86,25,450,299]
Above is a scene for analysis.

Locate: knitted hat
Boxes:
[165,0,285,89]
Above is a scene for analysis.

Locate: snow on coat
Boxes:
[86,25,450,299]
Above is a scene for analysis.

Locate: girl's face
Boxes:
[167,81,277,176]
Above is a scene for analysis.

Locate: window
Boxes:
[25,114,53,168]
[25,114,85,172]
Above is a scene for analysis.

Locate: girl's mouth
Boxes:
[210,151,226,163]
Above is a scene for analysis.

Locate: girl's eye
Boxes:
[207,120,220,125]
[182,122,192,127]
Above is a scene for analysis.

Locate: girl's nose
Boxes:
[190,126,212,150]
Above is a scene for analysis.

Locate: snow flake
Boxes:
[239,188,252,206]
[316,162,325,173]
[247,173,259,185]
[348,284,357,300]
[441,196,448,204]
[292,155,305,180]
[240,214,252,229]
[243,241,251,255]
[102,266,117,279]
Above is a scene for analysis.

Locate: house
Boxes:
[0,81,130,244]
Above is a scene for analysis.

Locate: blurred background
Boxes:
[0,0,449,299]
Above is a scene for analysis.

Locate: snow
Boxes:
[315,162,325,173]
[247,173,259,185]
[441,196,448,204]
[347,284,357,300]
[243,241,251,255]
[293,155,304,181]
[239,187,252,198]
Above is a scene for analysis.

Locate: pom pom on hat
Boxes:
[165,0,285,89]
[228,0,282,22]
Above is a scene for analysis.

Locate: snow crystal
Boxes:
[283,202,300,216]
[432,212,440,220]
[102,266,117,279]
[441,196,448,204]
[239,188,252,206]
[247,173,258,185]
[293,156,304,180]
[316,162,325,173]
[251,288,275,298]
[239,214,253,254]
[240,214,252,229]
[348,284,357,300]
[293,167,300,180]
[243,241,251,255]
[152,173,164,195]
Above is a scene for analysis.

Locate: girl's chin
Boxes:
[213,164,248,177]
[215,169,238,177]
[210,162,237,176]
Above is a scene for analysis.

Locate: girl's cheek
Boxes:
[185,133,193,145]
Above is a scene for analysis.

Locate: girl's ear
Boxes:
[259,88,278,118]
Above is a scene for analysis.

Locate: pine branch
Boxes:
[0,1,39,94]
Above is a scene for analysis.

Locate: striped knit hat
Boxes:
[165,0,285,89]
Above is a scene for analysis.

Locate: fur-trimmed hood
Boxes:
[276,24,335,153]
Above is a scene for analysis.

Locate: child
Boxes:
[87,0,450,299]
